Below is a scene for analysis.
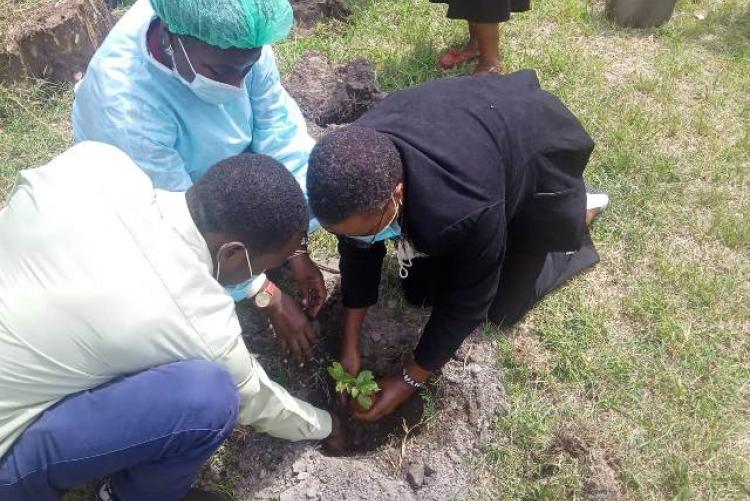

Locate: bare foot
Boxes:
[586,208,601,227]
[473,58,505,74]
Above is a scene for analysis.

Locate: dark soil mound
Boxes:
[284,52,385,138]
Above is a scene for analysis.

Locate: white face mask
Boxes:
[169,37,247,105]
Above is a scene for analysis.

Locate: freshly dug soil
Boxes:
[200,264,509,499]
[0,0,113,83]
[292,0,351,34]
[284,52,385,134]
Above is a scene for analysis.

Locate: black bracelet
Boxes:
[402,368,425,389]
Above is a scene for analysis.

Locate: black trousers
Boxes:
[401,231,599,328]
[430,0,532,23]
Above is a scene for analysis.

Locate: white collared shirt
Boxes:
[0,142,330,459]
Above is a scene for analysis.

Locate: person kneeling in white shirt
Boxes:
[0,142,344,501]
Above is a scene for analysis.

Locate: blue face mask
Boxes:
[215,242,261,303]
[350,222,402,244]
[170,37,247,105]
[349,196,402,245]
[223,278,254,303]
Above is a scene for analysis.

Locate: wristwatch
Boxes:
[254,280,278,309]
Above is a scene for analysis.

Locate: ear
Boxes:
[393,181,405,206]
[221,242,245,260]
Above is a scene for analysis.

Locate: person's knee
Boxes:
[160,360,239,431]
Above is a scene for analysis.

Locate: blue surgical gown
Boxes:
[72,0,317,228]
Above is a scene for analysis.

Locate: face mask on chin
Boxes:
[349,221,401,244]
[349,196,402,245]
[167,37,247,105]
[215,242,262,303]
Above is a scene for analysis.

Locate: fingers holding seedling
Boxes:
[327,361,380,411]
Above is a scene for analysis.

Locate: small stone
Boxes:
[406,462,425,489]
[370,330,382,342]
[306,485,319,498]
[467,363,482,377]
[297,471,310,480]
[292,460,307,474]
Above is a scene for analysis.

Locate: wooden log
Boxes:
[0,0,113,84]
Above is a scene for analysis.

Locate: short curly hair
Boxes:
[307,126,403,224]
[187,153,308,254]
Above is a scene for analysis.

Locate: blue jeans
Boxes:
[0,360,239,501]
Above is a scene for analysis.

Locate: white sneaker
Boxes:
[586,192,609,211]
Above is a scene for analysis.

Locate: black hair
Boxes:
[307,126,403,224]
[186,153,308,255]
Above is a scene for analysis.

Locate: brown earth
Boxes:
[198,264,509,500]
[284,52,385,139]
[291,0,351,35]
[0,0,113,84]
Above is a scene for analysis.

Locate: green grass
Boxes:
[2,0,748,500]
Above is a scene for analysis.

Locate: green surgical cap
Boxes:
[150,0,293,49]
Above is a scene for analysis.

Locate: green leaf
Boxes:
[327,362,346,381]
[358,381,380,396]
[351,387,359,398]
[356,370,375,385]
[335,381,349,393]
[357,394,373,410]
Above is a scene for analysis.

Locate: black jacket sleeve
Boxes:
[414,203,506,370]
[338,237,387,308]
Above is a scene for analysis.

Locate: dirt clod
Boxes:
[406,462,425,489]
[285,52,385,131]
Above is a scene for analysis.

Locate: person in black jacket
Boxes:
[307,71,608,422]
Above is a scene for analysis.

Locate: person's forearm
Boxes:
[215,336,331,441]
[342,307,368,353]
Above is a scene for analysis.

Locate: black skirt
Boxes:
[431,0,531,23]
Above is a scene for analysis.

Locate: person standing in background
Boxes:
[433,0,531,74]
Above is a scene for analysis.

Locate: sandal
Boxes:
[438,48,480,70]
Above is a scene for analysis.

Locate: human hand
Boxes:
[267,289,316,364]
[322,412,348,456]
[352,374,415,422]
[339,342,362,378]
[287,253,326,318]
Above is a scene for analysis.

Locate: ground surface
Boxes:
[1,0,749,499]
[206,267,508,500]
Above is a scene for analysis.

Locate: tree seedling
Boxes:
[327,361,380,410]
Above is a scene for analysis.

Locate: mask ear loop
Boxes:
[215,241,253,282]
[396,234,412,279]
